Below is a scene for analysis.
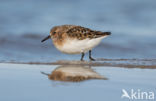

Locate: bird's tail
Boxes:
[102,32,111,36]
[94,31,111,38]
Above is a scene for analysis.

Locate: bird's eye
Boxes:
[53,32,56,35]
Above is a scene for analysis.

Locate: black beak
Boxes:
[41,35,51,42]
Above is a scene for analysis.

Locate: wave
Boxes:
[0,34,156,62]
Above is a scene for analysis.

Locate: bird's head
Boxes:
[41,26,60,42]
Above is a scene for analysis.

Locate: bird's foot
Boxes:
[89,57,96,61]
[80,59,84,61]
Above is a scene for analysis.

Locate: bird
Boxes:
[41,25,111,61]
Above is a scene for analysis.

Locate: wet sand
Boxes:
[3,58,156,69]
[0,63,155,101]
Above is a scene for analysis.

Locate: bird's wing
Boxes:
[66,26,110,40]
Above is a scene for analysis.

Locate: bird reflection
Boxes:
[41,65,107,82]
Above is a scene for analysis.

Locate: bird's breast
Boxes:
[53,37,106,54]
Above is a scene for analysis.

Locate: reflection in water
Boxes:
[41,65,107,82]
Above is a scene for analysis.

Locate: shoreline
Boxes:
[1,58,156,69]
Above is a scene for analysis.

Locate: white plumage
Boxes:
[54,36,107,54]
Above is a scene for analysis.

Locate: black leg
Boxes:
[81,53,85,61]
[89,50,95,61]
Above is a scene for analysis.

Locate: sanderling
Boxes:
[41,25,111,61]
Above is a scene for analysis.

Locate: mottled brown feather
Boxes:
[50,25,111,47]
[66,26,111,40]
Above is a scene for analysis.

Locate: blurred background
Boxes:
[0,0,156,62]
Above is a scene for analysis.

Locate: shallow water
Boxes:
[0,0,156,62]
[0,63,155,101]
